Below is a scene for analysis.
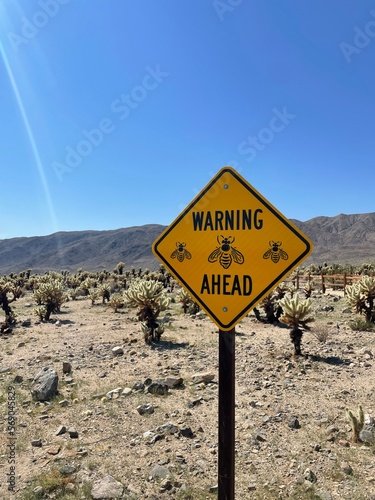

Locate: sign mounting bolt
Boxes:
[223,307,228,312]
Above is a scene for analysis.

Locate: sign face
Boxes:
[152,167,313,331]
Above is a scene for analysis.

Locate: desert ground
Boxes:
[0,286,375,500]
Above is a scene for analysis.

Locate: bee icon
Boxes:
[208,235,245,269]
[263,241,289,263]
[171,242,192,262]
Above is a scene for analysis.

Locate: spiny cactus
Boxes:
[109,293,124,313]
[124,279,169,343]
[33,277,65,321]
[116,261,125,275]
[97,283,111,303]
[88,288,99,305]
[346,275,375,323]
[79,278,97,296]
[176,287,194,314]
[345,405,364,443]
[0,278,20,325]
[260,286,286,323]
[279,295,314,355]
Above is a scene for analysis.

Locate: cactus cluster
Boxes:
[346,275,375,324]
[345,405,364,443]
[124,279,170,343]
[33,277,65,321]
[109,293,124,312]
[279,294,314,356]
[0,277,20,325]
[176,287,195,314]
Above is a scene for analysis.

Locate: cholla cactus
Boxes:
[0,278,20,325]
[345,405,364,443]
[124,279,169,343]
[97,283,111,303]
[260,285,286,323]
[109,293,124,313]
[116,262,125,275]
[88,288,99,305]
[33,305,47,321]
[346,276,375,323]
[33,278,65,321]
[279,295,314,355]
[79,278,97,296]
[176,287,194,314]
[303,278,314,298]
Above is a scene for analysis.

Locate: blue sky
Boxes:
[0,0,374,239]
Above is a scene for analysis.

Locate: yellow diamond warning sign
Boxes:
[152,167,313,331]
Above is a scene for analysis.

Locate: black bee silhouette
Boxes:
[208,235,245,269]
[263,241,288,263]
[171,242,192,262]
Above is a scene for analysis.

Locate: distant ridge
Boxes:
[0,213,374,274]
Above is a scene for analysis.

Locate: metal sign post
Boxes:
[218,328,235,499]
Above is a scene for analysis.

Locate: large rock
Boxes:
[191,372,215,384]
[91,475,124,499]
[30,367,59,401]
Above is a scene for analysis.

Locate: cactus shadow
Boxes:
[152,340,190,351]
[309,354,351,366]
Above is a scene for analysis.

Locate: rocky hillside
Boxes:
[292,212,375,265]
[0,213,374,274]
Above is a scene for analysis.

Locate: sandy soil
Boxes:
[0,288,375,499]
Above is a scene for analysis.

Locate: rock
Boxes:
[360,428,375,443]
[160,478,173,491]
[33,486,44,495]
[164,376,184,388]
[13,374,23,383]
[68,427,79,438]
[91,475,124,499]
[132,381,145,392]
[340,461,353,475]
[150,465,171,480]
[253,431,266,442]
[59,399,69,407]
[304,468,317,483]
[46,444,61,455]
[112,346,124,356]
[147,381,169,395]
[136,404,154,415]
[191,372,215,384]
[55,425,66,436]
[62,362,72,374]
[338,439,350,447]
[180,425,194,438]
[188,397,202,408]
[30,367,59,402]
[60,464,77,475]
[106,388,122,399]
[155,423,179,435]
[122,387,132,396]
[31,439,42,447]
[288,416,300,429]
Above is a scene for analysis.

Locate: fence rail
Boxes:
[283,273,373,294]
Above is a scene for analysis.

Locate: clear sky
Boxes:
[0,0,374,239]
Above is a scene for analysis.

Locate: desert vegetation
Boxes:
[0,261,374,499]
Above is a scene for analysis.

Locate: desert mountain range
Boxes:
[0,213,374,275]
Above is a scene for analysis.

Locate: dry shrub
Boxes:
[311,325,331,343]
